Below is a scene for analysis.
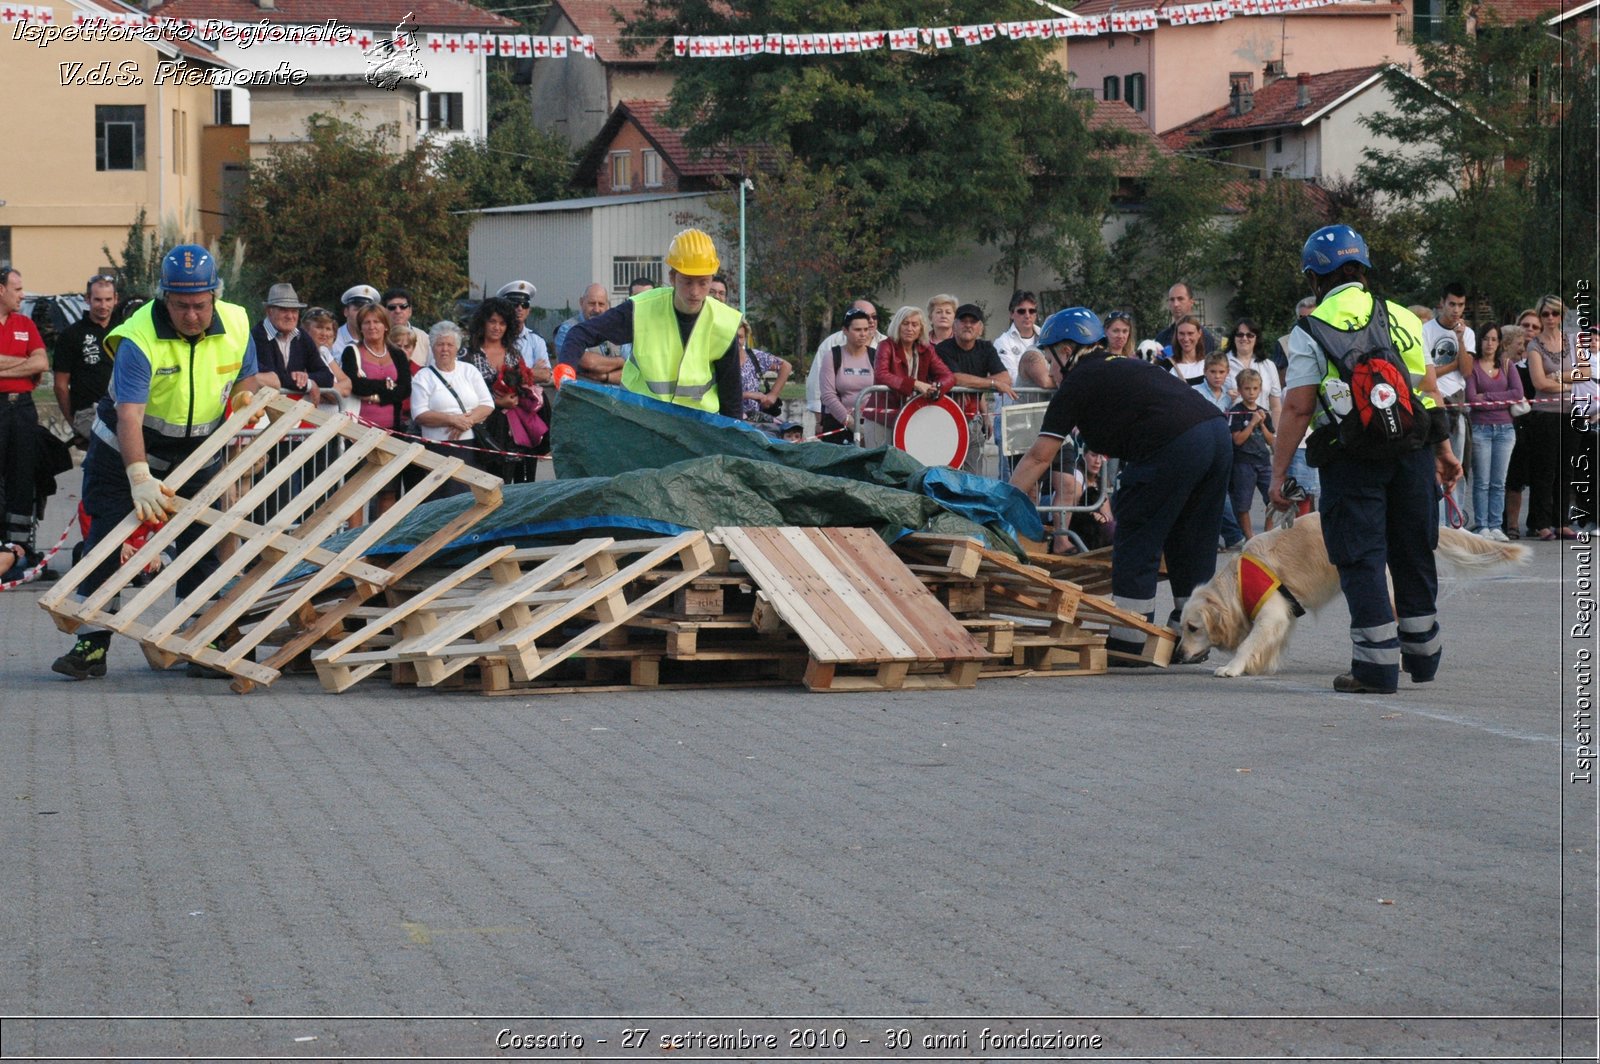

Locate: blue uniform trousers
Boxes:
[1318,445,1441,691]
[76,436,222,610]
[1108,417,1231,654]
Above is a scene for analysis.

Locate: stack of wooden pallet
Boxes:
[892,534,1174,674]
[39,391,504,692]
[313,526,994,695]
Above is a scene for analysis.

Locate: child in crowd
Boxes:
[1200,352,1232,411]
[1228,368,1275,540]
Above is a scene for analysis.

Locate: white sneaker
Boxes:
[1487,527,1511,542]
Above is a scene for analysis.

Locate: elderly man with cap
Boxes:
[52,245,261,681]
[249,282,331,398]
[496,280,553,383]
[558,228,743,418]
[335,283,381,353]
[1009,307,1230,663]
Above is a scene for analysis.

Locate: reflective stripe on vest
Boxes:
[106,299,250,440]
[621,287,741,413]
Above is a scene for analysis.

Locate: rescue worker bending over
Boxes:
[556,229,744,419]
[1009,307,1231,663]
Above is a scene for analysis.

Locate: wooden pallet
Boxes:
[1074,592,1176,667]
[712,526,989,692]
[38,390,503,690]
[311,533,715,692]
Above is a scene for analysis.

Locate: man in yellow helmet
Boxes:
[556,228,744,419]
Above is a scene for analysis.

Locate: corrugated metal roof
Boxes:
[473,191,711,214]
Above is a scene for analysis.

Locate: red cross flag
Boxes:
[931,26,953,47]
[547,36,566,56]
[444,35,461,53]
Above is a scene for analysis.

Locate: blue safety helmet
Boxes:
[160,244,220,294]
[1300,224,1371,276]
[1037,306,1105,349]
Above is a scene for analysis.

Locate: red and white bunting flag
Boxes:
[781,33,799,54]
[580,35,595,56]
[567,34,583,54]
[685,36,706,56]
[490,34,508,56]
[860,30,882,48]
[733,34,752,55]
[931,26,953,47]
[764,32,782,52]
[955,24,979,44]
[979,23,998,40]
[440,33,461,54]
[889,27,917,49]
[547,35,567,56]
[426,34,444,54]
[715,35,735,56]
[460,32,482,54]
[514,34,532,56]
[824,31,843,53]
[844,31,861,50]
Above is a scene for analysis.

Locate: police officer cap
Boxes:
[497,280,537,305]
[1301,224,1371,275]
[341,284,381,307]
[1038,307,1105,349]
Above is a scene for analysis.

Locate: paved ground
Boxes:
[1,486,1595,1061]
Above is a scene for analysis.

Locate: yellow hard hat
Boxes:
[665,228,720,276]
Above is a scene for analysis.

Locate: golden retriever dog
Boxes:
[1178,513,1530,677]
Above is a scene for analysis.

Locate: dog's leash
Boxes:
[1443,493,1465,529]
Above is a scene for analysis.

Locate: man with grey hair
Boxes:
[553,283,613,373]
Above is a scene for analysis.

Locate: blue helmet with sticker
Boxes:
[1037,307,1105,350]
[160,244,220,294]
[1300,224,1370,275]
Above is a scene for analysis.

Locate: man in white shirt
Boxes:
[806,298,884,416]
[991,289,1041,381]
[1421,282,1475,524]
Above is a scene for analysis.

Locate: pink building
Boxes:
[1066,0,1418,133]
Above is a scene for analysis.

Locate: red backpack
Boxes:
[1298,299,1430,460]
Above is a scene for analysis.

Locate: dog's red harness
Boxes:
[1238,554,1306,621]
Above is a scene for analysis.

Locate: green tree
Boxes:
[697,151,891,358]
[1212,179,1329,335]
[625,0,1122,291]
[436,67,578,211]
[234,114,470,318]
[1099,154,1228,331]
[1356,17,1566,317]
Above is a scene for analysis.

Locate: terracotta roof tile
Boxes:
[152,0,515,31]
[1158,63,1383,138]
[1068,0,1401,17]
[1475,0,1568,22]
[81,0,232,65]
[1088,99,1174,175]
[546,0,650,63]
[619,98,774,174]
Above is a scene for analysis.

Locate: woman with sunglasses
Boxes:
[1102,310,1138,359]
[1222,318,1281,426]
[1525,295,1585,539]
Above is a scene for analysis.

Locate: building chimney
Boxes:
[1229,71,1254,115]
[1263,58,1286,85]
[1296,71,1312,107]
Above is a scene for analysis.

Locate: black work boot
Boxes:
[52,631,111,680]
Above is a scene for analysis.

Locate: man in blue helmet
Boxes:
[1010,306,1231,663]
[52,244,260,681]
[1269,225,1459,694]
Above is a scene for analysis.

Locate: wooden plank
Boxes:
[776,528,918,661]
[736,526,874,661]
[712,528,854,662]
[825,528,987,661]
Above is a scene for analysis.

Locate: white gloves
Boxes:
[126,461,178,524]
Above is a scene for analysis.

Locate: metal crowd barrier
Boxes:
[223,408,350,528]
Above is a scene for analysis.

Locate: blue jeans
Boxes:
[1470,422,1515,531]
